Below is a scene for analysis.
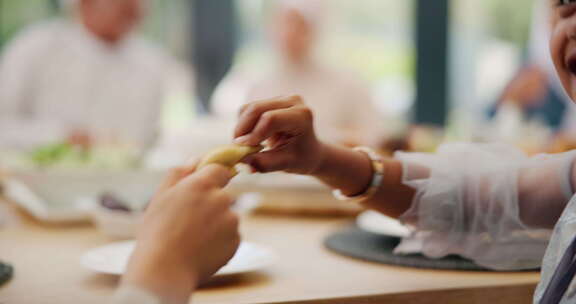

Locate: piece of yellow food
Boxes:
[198,144,263,174]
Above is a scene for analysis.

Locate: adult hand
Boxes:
[121,163,240,303]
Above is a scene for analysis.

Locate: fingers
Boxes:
[157,160,199,193]
[215,207,241,241]
[249,106,313,145]
[210,190,236,210]
[198,145,263,169]
[243,149,295,173]
[235,106,312,148]
[235,95,302,139]
[179,164,234,192]
[223,212,241,243]
[237,108,295,147]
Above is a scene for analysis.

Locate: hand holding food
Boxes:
[122,163,240,304]
[234,95,326,175]
[198,144,263,175]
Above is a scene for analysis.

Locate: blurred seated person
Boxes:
[490,0,574,134]
[491,64,568,132]
[212,0,384,147]
[0,0,175,151]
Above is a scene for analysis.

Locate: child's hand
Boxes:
[122,163,240,303]
[234,95,326,175]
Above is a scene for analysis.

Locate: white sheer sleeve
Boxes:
[394,143,576,270]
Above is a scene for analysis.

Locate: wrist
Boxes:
[310,144,373,196]
[308,142,330,177]
[123,247,199,303]
[333,147,384,201]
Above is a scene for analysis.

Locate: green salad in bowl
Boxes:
[0,141,162,223]
[3,141,142,170]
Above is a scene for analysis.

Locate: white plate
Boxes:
[356,210,412,238]
[81,241,276,276]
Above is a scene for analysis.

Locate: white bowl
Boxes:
[3,169,164,222]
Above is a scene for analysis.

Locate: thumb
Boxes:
[242,150,294,173]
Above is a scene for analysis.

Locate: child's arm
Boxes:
[310,143,417,218]
[234,95,576,271]
[235,95,417,219]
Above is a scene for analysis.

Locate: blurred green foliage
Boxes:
[0,0,57,50]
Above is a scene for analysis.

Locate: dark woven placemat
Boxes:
[0,261,13,287]
[325,226,495,271]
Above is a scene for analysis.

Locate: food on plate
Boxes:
[198,144,263,174]
[100,193,133,213]
[99,192,152,214]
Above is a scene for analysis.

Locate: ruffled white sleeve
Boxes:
[394,143,576,270]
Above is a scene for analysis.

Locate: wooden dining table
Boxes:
[0,199,540,304]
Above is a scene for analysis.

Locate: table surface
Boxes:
[0,201,541,304]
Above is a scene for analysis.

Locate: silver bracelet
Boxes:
[332,146,385,203]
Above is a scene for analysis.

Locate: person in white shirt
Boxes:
[212,0,384,147]
[0,0,173,151]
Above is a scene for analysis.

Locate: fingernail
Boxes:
[249,165,259,174]
[234,135,250,145]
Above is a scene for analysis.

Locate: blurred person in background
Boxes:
[490,0,576,140]
[0,0,175,151]
[212,0,384,147]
